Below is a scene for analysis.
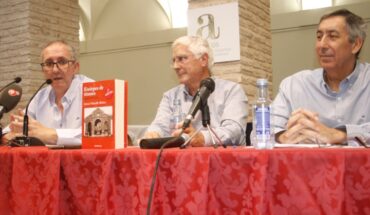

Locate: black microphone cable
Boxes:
[146,130,185,215]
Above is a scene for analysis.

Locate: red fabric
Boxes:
[0,147,369,214]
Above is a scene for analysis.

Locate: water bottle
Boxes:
[170,99,184,132]
[252,79,274,149]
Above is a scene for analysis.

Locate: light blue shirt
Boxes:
[28,74,94,145]
[272,62,370,145]
[147,77,248,146]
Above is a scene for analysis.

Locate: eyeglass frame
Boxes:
[40,58,76,71]
[171,54,195,66]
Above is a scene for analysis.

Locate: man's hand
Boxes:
[143,131,161,139]
[172,123,205,147]
[6,109,58,145]
[26,117,58,145]
[277,109,346,145]
[1,133,19,145]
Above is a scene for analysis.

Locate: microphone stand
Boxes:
[11,118,45,147]
[11,134,44,147]
[180,99,225,148]
[9,80,52,147]
[200,100,225,148]
[180,127,202,149]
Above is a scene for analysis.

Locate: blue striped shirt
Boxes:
[147,77,248,146]
[272,62,370,145]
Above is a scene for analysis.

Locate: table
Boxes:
[0,146,369,214]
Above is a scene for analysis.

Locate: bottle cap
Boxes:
[256,79,268,86]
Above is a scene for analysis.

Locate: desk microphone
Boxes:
[182,78,215,129]
[11,79,52,146]
[23,79,52,137]
[139,133,189,149]
[0,77,22,93]
[0,84,22,120]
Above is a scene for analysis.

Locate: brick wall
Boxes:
[0,0,79,124]
[189,0,272,120]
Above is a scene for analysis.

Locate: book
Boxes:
[82,79,128,149]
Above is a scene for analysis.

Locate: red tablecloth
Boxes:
[0,146,369,215]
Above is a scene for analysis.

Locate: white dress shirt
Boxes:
[272,62,370,145]
[27,74,94,145]
[147,77,248,146]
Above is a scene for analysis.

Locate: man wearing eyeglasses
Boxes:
[2,40,93,146]
[144,36,248,147]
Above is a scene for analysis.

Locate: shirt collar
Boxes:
[48,75,79,105]
[180,77,215,97]
[180,77,215,100]
[181,84,192,100]
[321,61,359,95]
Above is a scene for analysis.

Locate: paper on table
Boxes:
[273,143,358,148]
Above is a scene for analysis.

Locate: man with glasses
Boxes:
[144,36,248,147]
[2,40,93,146]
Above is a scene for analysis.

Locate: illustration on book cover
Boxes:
[84,106,113,137]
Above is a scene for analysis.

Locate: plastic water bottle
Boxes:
[170,99,184,132]
[252,79,274,149]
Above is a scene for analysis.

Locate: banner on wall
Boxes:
[187,2,240,63]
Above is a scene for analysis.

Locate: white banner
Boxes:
[187,2,240,63]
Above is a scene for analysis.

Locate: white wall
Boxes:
[271,2,370,95]
[270,0,370,14]
[79,28,186,124]
[91,0,170,39]
[79,1,370,124]
[79,0,187,125]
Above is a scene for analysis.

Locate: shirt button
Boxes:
[337,97,342,101]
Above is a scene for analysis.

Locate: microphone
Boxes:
[182,78,215,129]
[0,84,22,119]
[11,79,52,147]
[200,101,210,127]
[23,79,52,137]
[139,134,189,149]
[0,77,22,92]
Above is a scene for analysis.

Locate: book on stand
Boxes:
[82,79,128,149]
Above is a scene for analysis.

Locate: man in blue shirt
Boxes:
[144,36,248,146]
[2,40,93,146]
[273,9,369,146]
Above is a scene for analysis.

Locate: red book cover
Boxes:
[82,79,128,149]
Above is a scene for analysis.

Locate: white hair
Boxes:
[172,36,214,70]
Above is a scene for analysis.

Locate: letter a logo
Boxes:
[196,14,220,39]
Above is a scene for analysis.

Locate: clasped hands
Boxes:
[144,122,205,147]
[1,109,58,145]
[277,108,346,145]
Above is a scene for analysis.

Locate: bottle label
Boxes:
[255,106,270,137]
[170,99,183,131]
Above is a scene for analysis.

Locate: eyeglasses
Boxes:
[172,55,192,65]
[40,58,75,71]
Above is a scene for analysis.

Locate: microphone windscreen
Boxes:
[201,78,215,93]
[15,77,22,83]
[0,84,22,113]
[140,134,188,149]
[46,79,52,84]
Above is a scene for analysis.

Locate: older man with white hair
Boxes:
[144,36,248,147]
